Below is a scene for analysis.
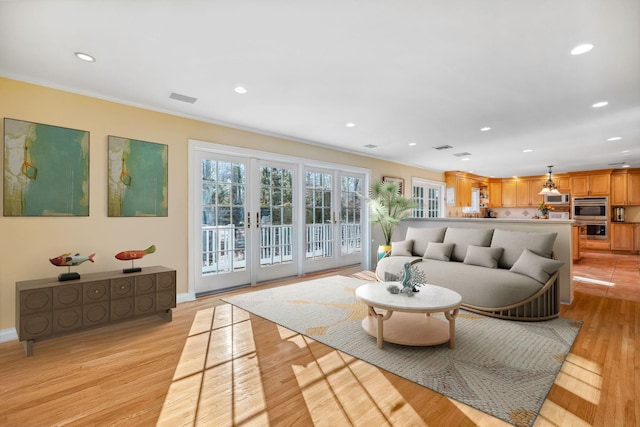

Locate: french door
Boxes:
[190,140,368,296]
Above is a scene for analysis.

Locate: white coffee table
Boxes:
[355,282,462,349]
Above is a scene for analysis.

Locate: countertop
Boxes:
[413,217,575,225]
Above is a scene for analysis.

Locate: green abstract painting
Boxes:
[3,118,90,216]
[108,136,168,217]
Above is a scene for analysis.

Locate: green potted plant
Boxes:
[366,179,416,260]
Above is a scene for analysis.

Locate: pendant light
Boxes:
[538,166,560,195]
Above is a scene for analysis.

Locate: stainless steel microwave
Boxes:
[543,193,570,204]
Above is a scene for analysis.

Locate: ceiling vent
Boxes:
[608,162,626,166]
[433,145,453,150]
[169,92,198,104]
[453,152,472,157]
[363,144,378,149]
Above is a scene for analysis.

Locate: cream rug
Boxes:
[222,275,581,426]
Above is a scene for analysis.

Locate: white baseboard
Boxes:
[177,292,196,303]
[0,328,17,344]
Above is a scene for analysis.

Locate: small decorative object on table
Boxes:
[115,244,156,273]
[538,201,552,219]
[386,284,400,294]
[399,261,426,297]
[49,252,95,281]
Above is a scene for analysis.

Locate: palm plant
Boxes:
[367,180,416,246]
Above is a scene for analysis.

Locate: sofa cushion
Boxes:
[490,229,557,269]
[463,245,503,269]
[405,227,447,256]
[424,242,455,261]
[443,227,494,262]
[510,249,564,284]
[375,255,423,282]
[390,239,413,256]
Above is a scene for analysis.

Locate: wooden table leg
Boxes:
[367,305,393,349]
[444,308,460,349]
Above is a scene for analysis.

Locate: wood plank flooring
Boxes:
[0,256,638,426]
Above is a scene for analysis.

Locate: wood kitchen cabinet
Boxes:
[635,224,640,252]
[570,173,610,196]
[610,223,634,251]
[445,172,473,207]
[514,179,544,207]
[554,176,571,193]
[501,180,517,207]
[488,181,502,207]
[611,171,640,205]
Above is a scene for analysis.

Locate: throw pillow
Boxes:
[490,229,557,269]
[463,245,503,269]
[510,249,565,283]
[423,242,455,261]
[443,227,494,262]
[405,227,447,256]
[390,239,413,257]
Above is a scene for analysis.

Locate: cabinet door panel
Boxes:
[589,174,610,195]
[21,289,52,315]
[135,275,156,295]
[157,291,176,311]
[53,307,83,333]
[111,277,134,298]
[157,271,176,292]
[84,302,110,326]
[53,284,82,309]
[516,181,530,206]
[84,281,109,303]
[501,181,517,207]
[629,174,640,205]
[111,298,135,320]
[135,294,156,315]
[20,313,52,340]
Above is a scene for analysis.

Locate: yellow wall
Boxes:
[0,77,441,333]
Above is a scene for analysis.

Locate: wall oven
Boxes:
[583,221,608,240]
[573,197,608,221]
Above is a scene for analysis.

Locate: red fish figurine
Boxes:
[115,245,156,261]
[50,253,95,267]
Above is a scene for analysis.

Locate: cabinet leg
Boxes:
[159,309,172,322]
[22,340,34,357]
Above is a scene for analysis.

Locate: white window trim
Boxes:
[411,177,446,218]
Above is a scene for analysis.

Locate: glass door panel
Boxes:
[339,173,364,265]
[256,162,297,282]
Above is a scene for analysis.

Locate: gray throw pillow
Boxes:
[443,227,494,262]
[510,249,565,283]
[490,229,558,269]
[390,239,413,256]
[405,227,447,256]
[463,245,503,269]
[423,242,455,261]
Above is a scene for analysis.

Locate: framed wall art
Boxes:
[3,118,90,216]
[108,136,168,217]
[382,176,404,196]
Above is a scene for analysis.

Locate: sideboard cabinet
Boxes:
[16,266,176,356]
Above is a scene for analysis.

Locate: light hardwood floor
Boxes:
[0,256,638,426]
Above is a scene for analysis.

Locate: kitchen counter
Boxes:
[419,217,576,225]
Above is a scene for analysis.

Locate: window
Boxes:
[412,178,444,218]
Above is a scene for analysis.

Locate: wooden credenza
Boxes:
[15,266,176,356]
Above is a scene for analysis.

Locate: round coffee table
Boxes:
[355,282,462,349]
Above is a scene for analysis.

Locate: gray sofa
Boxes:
[375,227,565,321]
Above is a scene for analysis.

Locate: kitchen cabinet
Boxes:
[529,179,545,207]
[488,181,502,208]
[610,172,640,206]
[570,173,610,196]
[572,226,581,261]
[445,172,472,207]
[635,224,640,252]
[610,223,634,251]
[16,266,176,356]
[515,179,544,207]
[501,180,517,207]
[554,177,571,193]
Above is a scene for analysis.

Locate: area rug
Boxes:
[222,275,582,426]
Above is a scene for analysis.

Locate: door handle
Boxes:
[333,212,337,224]
[257,212,260,228]
[247,211,251,229]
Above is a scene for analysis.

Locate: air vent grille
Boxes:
[169,92,198,104]
[453,152,472,157]
[363,144,378,149]
[433,145,453,150]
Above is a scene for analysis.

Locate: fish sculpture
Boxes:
[49,253,95,267]
[115,245,156,261]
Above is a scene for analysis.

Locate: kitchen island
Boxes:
[390,218,575,304]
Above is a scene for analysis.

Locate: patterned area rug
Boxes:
[222,275,582,426]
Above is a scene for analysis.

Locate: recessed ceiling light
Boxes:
[234,86,247,94]
[608,137,622,141]
[408,142,417,146]
[74,52,95,62]
[522,149,534,153]
[346,122,356,127]
[480,127,491,132]
[621,150,630,154]
[622,165,630,168]
[592,101,608,108]
[571,44,594,55]
[461,158,470,161]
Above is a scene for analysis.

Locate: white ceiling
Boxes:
[1,0,638,178]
